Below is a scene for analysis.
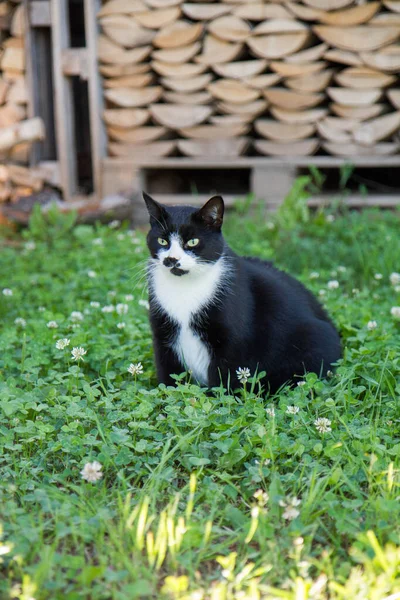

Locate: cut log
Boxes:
[7,165,43,191]
[107,125,167,143]
[145,0,182,7]
[330,103,387,120]
[179,123,249,138]
[11,4,25,37]
[103,73,154,88]
[318,2,380,26]
[0,79,10,104]
[217,99,267,115]
[285,3,322,21]
[327,87,383,106]
[360,47,400,73]
[255,138,319,156]
[286,69,333,93]
[370,14,400,26]
[253,19,307,35]
[3,38,24,49]
[178,137,249,156]
[6,76,28,104]
[208,79,260,103]
[324,49,362,66]
[212,58,267,79]
[195,35,243,64]
[323,141,399,156]
[100,63,151,76]
[313,26,400,53]
[9,143,31,164]
[182,3,232,20]
[323,117,359,131]
[211,114,253,125]
[149,103,212,128]
[317,121,352,143]
[303,0,355,9]
[270,106,327,123]
[263,88,323,110]
[154,21,203,48]
[109,140,176,158]
[286,43,328,64]
[0,47,25,71]
[98,0,148,17]
[244,74,281,89]
[0,103,26,127]
[103,108,150,128]
[208,16,250,42]
[152,42,201,64]
[335,67,396,89]
[234,4,293,20]
[352,111,400,145]
[98,35,151,64]
[161,73,212,92]
[0,117,44,152]
[270,60,326,77]
[151,60,206,78]
[104,86,163,106]
[255,119,315,141]
[135,7,181,29]
[247,32,310,59]
[100,15,155,47]
[163,90,212,104]
[387,89,400,109]
[383,0,400,11]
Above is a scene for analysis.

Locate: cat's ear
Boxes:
[194,195,224,230]
[143,192,167,225]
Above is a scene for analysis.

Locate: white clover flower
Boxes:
[117,322,126,329]
[390,272,400,286]
[24,241,36,251]
[253,489,269,506]
[266,406,275,417]
[87,270,97,278]
[266,221,275,230]
[70,311,84,322]
[128,362,143,376]
[236,367,251,384]
[319,290,326,297]
[116,303,128,315]
[286,405,300,415]
[71,346,87,361]
[125,294,134,301]
[327,370,334,378]
[108,290,117,298]
[38,306,46,312]
[264,458,271,466]
[309,271,319,279]
[2,288,13,296]
[326,214,335,223]
[367,320,378,330]
[108,220,121,229]
[139,299,150,309]
[374,273,383,280]
[92,238,103,246]
[0,543,12,556]
[352,288,359,296]
[338,266,347,273]
[330,270,337,277]
[314,417,332,434]
[14,317,26,328]
[280,496,301,521]
[390,306,400,320]
[56,338,70,350]
[47,321,58,329]
[90,301,100,308]
[327,280,339,290]
[80,461,103,482]
[297,381,306,387]
[117,233,125,241]
[101,305,115,313]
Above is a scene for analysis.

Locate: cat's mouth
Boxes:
[170,266,189,277]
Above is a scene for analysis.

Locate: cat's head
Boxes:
[143,192,225,277]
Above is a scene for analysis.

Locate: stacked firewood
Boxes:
[98,0,400,159]
[0,1,45,204]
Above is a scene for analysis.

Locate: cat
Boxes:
[143,192,341,393]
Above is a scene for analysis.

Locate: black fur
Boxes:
[144,193,341,393]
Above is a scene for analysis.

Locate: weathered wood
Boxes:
[179,123,249,139]
[352,111,400,144]
[263,88,324,110]
[314,26,400,52]
[247,32,310,59]
[208,79,260,103]
[255,120,315,141]
[286,69,333,93]
[61,48,88,78]
[108,125,167,143]
[154,21,203,48]
[270,106,327,124]
[149,104,212,128]
[327,87,383,106]
[103,108,150,128]
[330,103,387,120]
[255,139,319,156]
[178,137,249,157]
[195,34,243,64]
[335,67,396,89]
[29,1,51,26]
[212,59,267,79]
[104,86,163,106]
[0,117,44,151]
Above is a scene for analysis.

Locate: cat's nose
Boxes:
[163,257,180,268]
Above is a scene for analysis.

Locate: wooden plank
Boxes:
[30,1,51,27]
[50,0,78,201]
[84,0,107,201]
[61,48,88,79]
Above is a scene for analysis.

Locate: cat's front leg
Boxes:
[153,335,182,386]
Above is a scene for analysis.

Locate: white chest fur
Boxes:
[150,258,226,385]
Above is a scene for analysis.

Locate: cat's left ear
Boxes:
[143,192,167,226]
[194,195,224,230]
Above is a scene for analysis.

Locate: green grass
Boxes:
[0,199,400,600]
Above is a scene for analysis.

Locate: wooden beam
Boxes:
[30,1,51,27]
[61,48,88,79]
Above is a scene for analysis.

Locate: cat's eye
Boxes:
[186,238,199,248]
[157,238,169,246]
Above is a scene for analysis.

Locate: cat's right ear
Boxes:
[143,192,167,225]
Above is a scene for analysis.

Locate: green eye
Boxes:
[187,238,199,248]
[158,238,168,246]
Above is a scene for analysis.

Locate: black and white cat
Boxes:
[143,192,341,393]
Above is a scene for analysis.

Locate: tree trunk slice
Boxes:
[330,103,387,120]
[314,26,400,53]
[318,2,380,26]
[323,117,360,131]
[270,106,327,123]
[103,73,155,88]
[360,48,400,72]
[212,59,267,79]
[162,73,212,92]
[387,89,400,109]
[104,86,163,107]
[255,119,315,141]
[255,138,319,156]
[98,0,148,17]
[253,19,307,35]
[324,49,362,66]
[286,43,328,64]
[317,121,352,143]
[103,108,150,128]
[286,69,333,93]
[100,15,155,48]
[108,125,167,143]
[182,3,232,20]
[152,60,207,78]
[285,2,322,21]
[98,36,151,64]
[263,88,324,110]
[163,90,212,104]
[100,63,151,76]
[195,36,243,64]
[135,7,181,28]
[217,99,268,115]
[179,123,250,138]
[247,32,310,59]
[208,16,250,42]
[303,0,354,9]
[270,60,326,77]
[149,104,212,128]
[154,21,203,48]
[109,141,176,158]
[335,67,396,89]
[234,4,293,20]
[244,74,282,89]
[211,114,253,125]
[0,47,25,72]
[327,87,383,106]
[152,42,201,64]
[178,137,249,156]
[323,141,400,156]
[352,111,400,144]
[383,0,400,12]
[208,79,260,103]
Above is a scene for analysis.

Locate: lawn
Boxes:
[0,194,399,600]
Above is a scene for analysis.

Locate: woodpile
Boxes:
[98,0,400,158]
[0,1,46,207]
